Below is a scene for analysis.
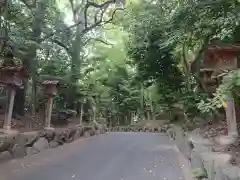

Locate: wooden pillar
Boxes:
[4,87,16,133]
[45,96,53,129]
[225,97,238,136]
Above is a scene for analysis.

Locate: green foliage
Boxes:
[124,0,183,106]
[4,0,240,125]
[179,76,208,119]
[197,70,240,117]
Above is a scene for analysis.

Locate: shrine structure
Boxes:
[0,52,28,133]
[200,41,240,136]
[41,75,61,129]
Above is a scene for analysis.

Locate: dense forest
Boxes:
[0,0,240,128]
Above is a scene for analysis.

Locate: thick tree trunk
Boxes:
[14,0,47,116]
[67,7,84,109]
[29,1,46,115]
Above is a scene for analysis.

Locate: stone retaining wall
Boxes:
[0,124,107,163]
[107,125,169,133]
[167,125,240,180]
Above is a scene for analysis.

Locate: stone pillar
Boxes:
[42,79,59,130]
[45,96,53,129]
[225,97,238,137]
[3,87,16,133]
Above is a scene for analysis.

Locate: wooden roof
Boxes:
[203,43,240,64]
[0,66,29,78]
[207,44,240,52]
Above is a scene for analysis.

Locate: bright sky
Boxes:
[56,0,74,26]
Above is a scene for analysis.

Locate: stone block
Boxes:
[190,149,207,179]
[73,128,81,140]
[0,124,107,164]
[32,137,49,152]
[25,134,39,147]
[11,143,27,158]
[49,141,59,148]
[96,130,100,135]
[0,133,17,153]
[90,129,95,136]
[10,134,28,158]
[84,131,90,138]
[0,151,12,162]
[68,128,77,142]
[26,147,39,155]
[45,130,55,142]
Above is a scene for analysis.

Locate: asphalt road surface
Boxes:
[0,132,192,180]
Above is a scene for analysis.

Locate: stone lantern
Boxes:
[0,58,28,133]
[42,76,60,129]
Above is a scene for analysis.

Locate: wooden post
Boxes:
[4,87,16,133]
[225,97,238,137]
[45,96,53,129]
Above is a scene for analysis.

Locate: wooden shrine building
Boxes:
[200,41,240,136]
[200,42,240,94]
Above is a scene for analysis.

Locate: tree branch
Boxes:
[40,0,123,42]
[51,39,72,55]
[19,0,34,9]
[82,7,123,34]
[84,0,116,30]
[84,37,114,46]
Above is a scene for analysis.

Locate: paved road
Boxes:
[0,132,191,180]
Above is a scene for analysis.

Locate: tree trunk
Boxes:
[79,103,83,125]
[14,0,47,116]
[124,115,128,125]
[152,111,156,121]
[67,6,84,109]
[147,111,150,121]
[109,115,112,128]
[93,109,96,123]
[117,115,120,126]
[131,112,134,125]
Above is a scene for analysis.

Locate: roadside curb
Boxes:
[166,125,240,180]
[174,144,195,180]
[0,124,107,164]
